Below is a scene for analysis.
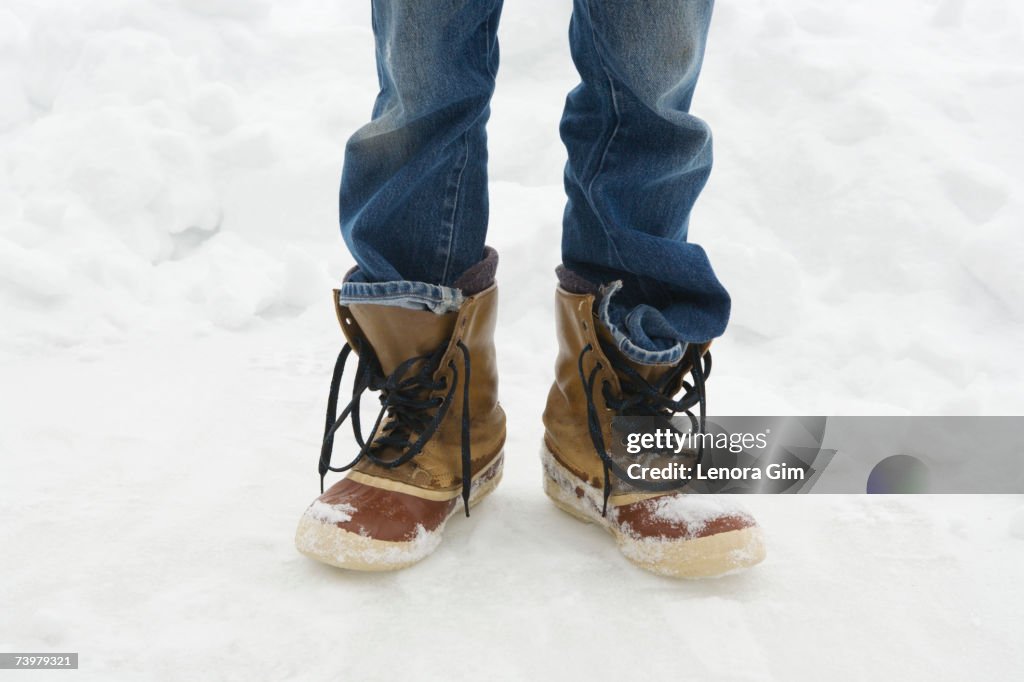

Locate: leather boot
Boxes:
[295,280,505,571]
[542,285,766,578]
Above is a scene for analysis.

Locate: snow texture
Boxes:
[649,495,755,538]
[304,500,355,525]
[295,516,443,570]
[1,0,1023,680]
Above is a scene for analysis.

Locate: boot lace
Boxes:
[578,340,711,515]
[317,339,475,516]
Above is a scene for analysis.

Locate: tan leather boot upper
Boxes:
[543,287,703,490]
[337,284,506,491]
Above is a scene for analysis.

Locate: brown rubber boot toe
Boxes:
[297,457,503,571]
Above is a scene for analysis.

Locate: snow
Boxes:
[1,0,1022,679]
[1009,506,1024,541]
[295,515,443,570]
[649,495,755,537]
[304,500,355,525]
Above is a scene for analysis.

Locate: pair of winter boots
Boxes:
[294,253,765,578]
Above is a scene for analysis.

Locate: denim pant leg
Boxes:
[560,0,730,362]
[340,0,503,288]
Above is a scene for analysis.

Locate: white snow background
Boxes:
[2,0,1023,679]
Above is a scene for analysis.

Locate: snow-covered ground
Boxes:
[2,1,1023,679]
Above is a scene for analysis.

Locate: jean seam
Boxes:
[370,2,382,92]
[582,0,628,272]
[441,12,493,284]
[485,13,496,78]
[438,127,469,285]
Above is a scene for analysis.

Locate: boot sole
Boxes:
[295,452,503,571]
[541,444,766,579]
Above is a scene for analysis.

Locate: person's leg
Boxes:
[341,0,503,289]
[296,1,507,571]
[542,0,765,578]
[560,0,728,362]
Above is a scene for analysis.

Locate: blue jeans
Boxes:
[340,0,729,363]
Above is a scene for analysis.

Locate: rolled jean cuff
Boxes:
[597,281,685,366]
[337,279,464,314]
